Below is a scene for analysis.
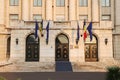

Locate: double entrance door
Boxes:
[26,43,39,61]
[55,34,69,61]
[26,34,39,61]
[85,44,98,61]
[55,43,69,61]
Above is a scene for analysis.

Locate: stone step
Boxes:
[0,61,119,72]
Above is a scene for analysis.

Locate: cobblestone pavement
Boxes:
[0,60,120,72]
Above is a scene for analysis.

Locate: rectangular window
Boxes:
[56,0,65,7]
[56,15,65,21]
[34,0,42,7]
[33,14,42,21]
[10,0,19,6]
[9,14,19,26]
[79,15,88,21]
[102,15,111,20]
[10,14,19,20]
[79,0,88,7]
[102,0,110,7]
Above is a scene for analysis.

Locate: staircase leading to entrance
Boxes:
[55,61,73,72]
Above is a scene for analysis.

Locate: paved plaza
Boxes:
[0,60,120,72]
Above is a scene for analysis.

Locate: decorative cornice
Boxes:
[0,32,10,35]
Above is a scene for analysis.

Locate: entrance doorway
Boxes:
[85,35,98,62]
[55,34,69,61]
[26,34,39,61]
[7,37,11,60]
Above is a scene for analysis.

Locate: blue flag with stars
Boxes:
[87,22,92,41]
[35,21,39,39]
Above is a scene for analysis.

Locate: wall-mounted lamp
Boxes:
[16,38,19,45]
[76,39,79,45]
[105,38,108,45]
[41,34,44,37]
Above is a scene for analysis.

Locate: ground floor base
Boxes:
[0,60,120,72]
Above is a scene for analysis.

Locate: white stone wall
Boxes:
[115,0,120,25]
[9,20,113,63]
[113,35,120,59]
[113,0,120,59]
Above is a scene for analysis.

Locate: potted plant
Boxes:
[106,66,120,80]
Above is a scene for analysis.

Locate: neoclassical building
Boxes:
[0,0,117,65]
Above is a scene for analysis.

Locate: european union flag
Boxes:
[46,21,49,44]
[87,22,92,41]
[35,21,39,39]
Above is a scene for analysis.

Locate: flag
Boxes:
[83,20,87,41]
[87,22,92,41]
[46,21,49,44]
[39,20,43,36]
[35,20,39,39]
[77,22,80,40]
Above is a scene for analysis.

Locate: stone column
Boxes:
[22,0,29,21]
[0,35,7,61]
[69,0,76,20]
[0,0,7,61]
[46,0,52,20]
[0,0,5,24]
[92,0,99,22]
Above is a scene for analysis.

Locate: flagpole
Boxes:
[76,20,80,45]
[40,19,44,37]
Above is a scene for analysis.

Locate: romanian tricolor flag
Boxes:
[83,20,87,41]
[39,20,43,37]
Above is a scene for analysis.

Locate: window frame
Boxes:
[9,14,19,20]
[56,0,65,7]
[79,15,88,21]
[9,0,19,6]
[33,14,42,21]
[33,0,42,7]
[79,0,88,7]
[56,14,65,21]
[101,0,111,7]
[101,15,111,21]
[9,14,19,26]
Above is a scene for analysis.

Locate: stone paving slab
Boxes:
[0,60,120,72]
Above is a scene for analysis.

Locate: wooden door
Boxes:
[56,44,69,61]
[26,34,39,61]
[85,44,98,61]
[55,34,69,61]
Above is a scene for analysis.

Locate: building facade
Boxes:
[0,0,116,64]
[113,0,120,60]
